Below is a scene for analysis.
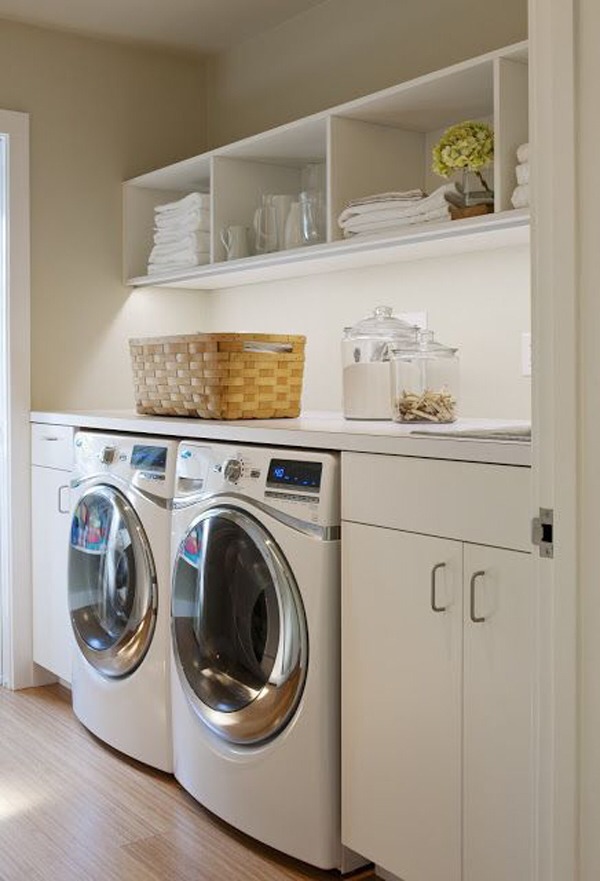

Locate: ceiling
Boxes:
[0,0,329,54]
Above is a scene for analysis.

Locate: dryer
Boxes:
[68,431,178,772]
[170,441,342,869]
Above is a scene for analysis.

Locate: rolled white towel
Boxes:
[516,162,529,185]
[516,143,529,164]
[511,183,529,209]
[154,192,210,215]
[154,208,211,233]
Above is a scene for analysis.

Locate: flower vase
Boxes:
[461,167,494,207]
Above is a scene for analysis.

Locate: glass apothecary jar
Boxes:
[390,330,459,423]
[342,305,417,420]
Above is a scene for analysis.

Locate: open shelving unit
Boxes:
[124,40,529,291]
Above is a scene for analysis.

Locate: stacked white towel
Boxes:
[148,192,211,274]
[511,144,530,209]
[337,184,461,238]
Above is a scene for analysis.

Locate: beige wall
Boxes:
[0,19,210,409]
[202,247,531,419]
[201,0,530,420]
[206,0,528,147]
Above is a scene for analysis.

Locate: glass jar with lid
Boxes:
[390,330,459,423]
[342,305,418,419]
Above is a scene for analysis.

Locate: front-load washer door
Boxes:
[68,485,157,678]
[171,506,308,746]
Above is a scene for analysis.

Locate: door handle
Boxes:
[58,485,70,514]
[430,562,448,612]
[469,570,486,623]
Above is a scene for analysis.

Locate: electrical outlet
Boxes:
[521,332,532,377]
[399,311,427,329]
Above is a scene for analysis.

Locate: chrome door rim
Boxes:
[171,506,308,746]
[69,485,158,679]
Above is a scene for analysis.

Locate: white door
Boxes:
[342,521,462,881]
[0,109,30,689]
[463,544,535,881]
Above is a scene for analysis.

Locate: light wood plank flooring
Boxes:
[0,685,375,881]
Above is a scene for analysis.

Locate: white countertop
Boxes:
[30,410,531,467]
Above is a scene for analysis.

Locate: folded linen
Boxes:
[154,209,211,233]
[516,143,530,164]
[153,229,211,249]
[339,184,459,230]
[150,231,211,255]
[346,189,426,208]
[515,162,529,185]
[149,247,210,267]
[510,183,529,209]
[149,243,210,264]
[148,253,211,274]
[343,205,451,237]
[154,192,210,215]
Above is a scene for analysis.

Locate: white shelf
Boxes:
[124,40,529,288]
[128,209,529,291]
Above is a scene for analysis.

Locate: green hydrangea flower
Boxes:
[432,121,494,178]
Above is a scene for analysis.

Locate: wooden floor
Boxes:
[0,685,375,881]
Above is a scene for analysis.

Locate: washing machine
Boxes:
[67,431,178,772]
[170,441,343,869]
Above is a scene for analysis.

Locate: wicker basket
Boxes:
[129,332,306,420]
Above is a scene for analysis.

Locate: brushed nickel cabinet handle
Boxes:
[469,570,486,623]
[430,562,448,612]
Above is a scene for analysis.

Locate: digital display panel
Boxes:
[267,459,322,491]
[131,445,167,473]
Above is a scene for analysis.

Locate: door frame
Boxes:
[529,0,578,878]
[0,109,32,690]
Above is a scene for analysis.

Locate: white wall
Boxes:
[200,245,531,419]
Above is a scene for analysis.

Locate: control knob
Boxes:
[100,446,117,465]
[223,458,243,483]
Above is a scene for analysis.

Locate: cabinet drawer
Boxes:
[341,452,531,551]
[31,423,74,470]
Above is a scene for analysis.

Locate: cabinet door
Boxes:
[463,545,535,881]
[32,466,73,683]
[342,521,462,881]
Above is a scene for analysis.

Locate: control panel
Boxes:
[73,432,178,499]
[175,442,340,527]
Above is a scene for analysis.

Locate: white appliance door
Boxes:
[68,485,157,678]
[171,505,308,746]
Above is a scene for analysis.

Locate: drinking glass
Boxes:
[253,195,278,254]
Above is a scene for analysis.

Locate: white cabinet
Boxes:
[124,41,529,291]
[462,543,535,881]
[342,525,463,881]
[341,453,534,881]
[31,424,74,683]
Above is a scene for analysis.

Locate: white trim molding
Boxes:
[529,0,578,879]
[0,109,32,690]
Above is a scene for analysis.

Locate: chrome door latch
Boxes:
[532,508,554,558]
